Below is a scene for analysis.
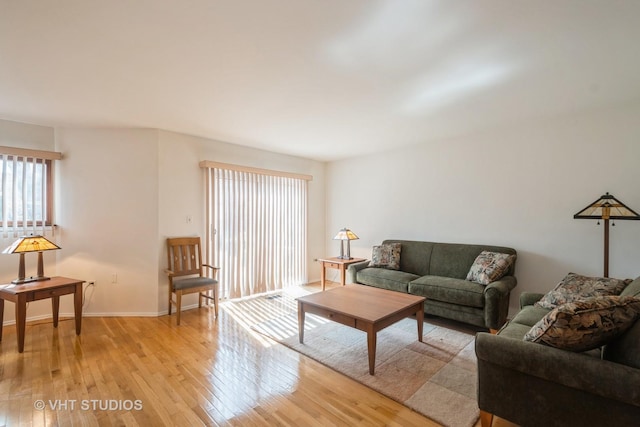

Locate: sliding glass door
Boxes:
[203,164,308,299]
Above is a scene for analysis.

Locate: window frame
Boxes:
[0,146,62,234]
[0,156,54,227]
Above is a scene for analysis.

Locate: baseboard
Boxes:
[0,303,212,327]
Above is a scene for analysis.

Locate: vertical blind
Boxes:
[202,162,310,299]
[0,147,62,238]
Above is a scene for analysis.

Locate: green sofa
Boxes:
[476,276,640,427]
[346,239,517,330]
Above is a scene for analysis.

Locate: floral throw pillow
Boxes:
[524,296,640,352]
[368,243,401,270]
[466,251,515,285]
[535,273,631,310]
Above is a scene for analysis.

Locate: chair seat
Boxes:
[173,277,218,290]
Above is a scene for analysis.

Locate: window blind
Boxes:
[0,146,61,238]
[202,162,309,299]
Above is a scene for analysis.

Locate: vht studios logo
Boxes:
[34,399,143,411]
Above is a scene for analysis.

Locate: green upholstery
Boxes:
[604,318,640,369]
[381,239,434,276]
[477,332,640,427]
[409,275,486,308]
[428,243,516,279]
[519,291,545,308]
[604,277,640,368]
[620,276,640,297]
[347,239,517,329]
[510,305,551,327]
[477,276,640,426]
[356,267,419,293]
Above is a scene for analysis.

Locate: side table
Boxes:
[0,276,84,353]
[317,257,366,291]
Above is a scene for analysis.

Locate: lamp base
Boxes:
[336,255,353,260]
[12,276,51,285]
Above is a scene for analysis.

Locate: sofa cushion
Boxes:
[429,243,517,280]
[535,272,631,310]
[496,321,533,340]
[382,240,434,276]
[466,251,516,285]
[604,317,640,369]
[173,276,218,290]
[409,275,485,308]
[356,267,419,293]
[510,305,551,327]
[524,296,640,352]
[368,243,401,270]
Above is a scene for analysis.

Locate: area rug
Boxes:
[248,292,480,427]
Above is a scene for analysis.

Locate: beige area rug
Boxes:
[234,289,481,427]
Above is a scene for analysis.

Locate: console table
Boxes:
[0,276,84,353]
[317,257,366,291]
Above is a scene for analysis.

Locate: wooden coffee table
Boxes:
[297,284,426,375]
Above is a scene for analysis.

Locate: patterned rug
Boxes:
[238,289,481,427]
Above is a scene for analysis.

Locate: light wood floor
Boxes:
[0,282,516,426]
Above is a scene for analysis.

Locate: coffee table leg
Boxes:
[417,302,424,342]
[298,301,305,343]
[367,327,376,375]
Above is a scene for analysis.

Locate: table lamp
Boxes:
[333,228,359,259]
[2,235,61,284]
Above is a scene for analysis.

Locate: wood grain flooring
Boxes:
[0,282,516,426]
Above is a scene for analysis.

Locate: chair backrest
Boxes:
[167,237,205,278]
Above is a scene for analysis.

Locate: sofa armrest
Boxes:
[519,292,544,308]
[476,332,640,407]
[484,276,517,295]
[483,276,517,330]
[346,260,370,283]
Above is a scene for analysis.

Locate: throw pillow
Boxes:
[523,295,640,352]
[368,243,401,270]
[465,251,515,285]
[534,273,632,310]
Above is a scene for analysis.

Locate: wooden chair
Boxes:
[165,237,219,325]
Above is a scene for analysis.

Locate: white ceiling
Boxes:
[1,1,640,161]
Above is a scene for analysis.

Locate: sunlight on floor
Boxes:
[219,285,327,348]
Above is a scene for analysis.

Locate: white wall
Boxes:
[0,120,58,323]
[326,104,640,315]
[0,119,54,149]
[0,120,326,324]
[157,130,327,312]
[6,101,637,323]
[54,128,161,316]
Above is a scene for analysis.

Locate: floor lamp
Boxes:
[574,192,640,277]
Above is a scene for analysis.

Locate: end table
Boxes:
[0,276,84,353]
[317,257,366,291]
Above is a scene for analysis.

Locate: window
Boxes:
[0,146,61,236]
[201,161,311,299]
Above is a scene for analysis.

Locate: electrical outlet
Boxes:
[87,280,96,286]
[111,273,118,284]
